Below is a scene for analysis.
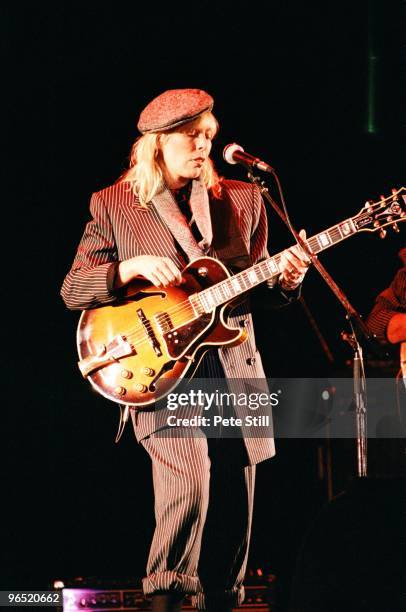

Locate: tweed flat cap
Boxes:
[137,89,214,134]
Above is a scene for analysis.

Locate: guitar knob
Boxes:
[142,367,155,376]
[379,228,387,239]
[114,386,126,396]
[135,383,148,393]
[121,369,133,379]
[392,223,400,233]
[198,267,208,277]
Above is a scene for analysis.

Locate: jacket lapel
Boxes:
[116,180,213,263]
[116,184,185,266]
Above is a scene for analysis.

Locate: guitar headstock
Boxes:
[352,187,406,238]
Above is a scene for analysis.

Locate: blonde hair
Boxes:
[120,112,222,206]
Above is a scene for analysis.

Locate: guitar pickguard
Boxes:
[164,313,213,359]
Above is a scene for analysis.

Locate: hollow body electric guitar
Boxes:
[77,188,405,406]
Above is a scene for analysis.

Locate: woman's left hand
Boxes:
[279,229,311,291]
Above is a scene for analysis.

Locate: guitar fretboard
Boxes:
[191,217,357,313]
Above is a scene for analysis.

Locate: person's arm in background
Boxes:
[367,268,406,344]
[387,313,406,344]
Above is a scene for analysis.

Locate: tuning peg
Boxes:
[392,222,400,233]
[379,228,387,239]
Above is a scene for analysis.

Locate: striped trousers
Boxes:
[139,351,257,609]
[141,431,256,610]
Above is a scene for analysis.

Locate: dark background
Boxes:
[2,0,405,608]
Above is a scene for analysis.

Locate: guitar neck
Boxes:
[194,216,358,312]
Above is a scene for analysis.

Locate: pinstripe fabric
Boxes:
[141,434,210,598]
[141,431,255,610]
[60,178,298,465]
[61,183,188,309]
[367,266,406,342]
[195,441,256,611]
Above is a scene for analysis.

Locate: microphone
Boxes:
[223,143,273,173]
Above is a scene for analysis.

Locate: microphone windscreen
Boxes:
[223,143,244,165]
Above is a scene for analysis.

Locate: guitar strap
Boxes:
[114,405,130,443]
[209,189,252,272]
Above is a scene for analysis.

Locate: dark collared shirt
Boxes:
[171,182,203,244]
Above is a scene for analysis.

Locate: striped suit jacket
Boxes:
[61,178,299,465]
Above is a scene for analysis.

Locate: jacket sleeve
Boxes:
[366,268,406,342]
[60,191,120,310]
[250,185,301,307]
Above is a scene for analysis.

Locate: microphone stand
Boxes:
[341,325,368,477]
[247,172,374,478]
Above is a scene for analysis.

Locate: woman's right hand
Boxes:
[116,255,184,289]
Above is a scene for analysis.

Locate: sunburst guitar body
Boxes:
[77,257,247,407]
